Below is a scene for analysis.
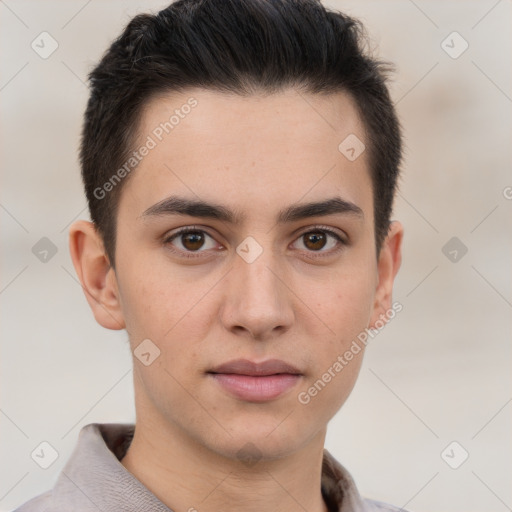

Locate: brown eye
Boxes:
[303,232,327,251]
[292,227,346,256]
[164,228,219,257]
[180,231,205,251]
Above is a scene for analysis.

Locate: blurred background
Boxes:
[1,1,511,511]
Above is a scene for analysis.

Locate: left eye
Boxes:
[292,229,345,253]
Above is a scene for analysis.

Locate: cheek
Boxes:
[117,256,200,340]
[299,266,374,402]
[306,267,375,340]
[118,277,163,340]
[118,268,214,383]
[296,341,365,425]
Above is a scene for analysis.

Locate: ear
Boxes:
[68,220,126,330]
[369,220,403,328]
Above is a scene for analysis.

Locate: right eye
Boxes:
[163,227,223,258]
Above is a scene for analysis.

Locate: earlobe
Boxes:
[68,220,126,330]
[369,220,403,329]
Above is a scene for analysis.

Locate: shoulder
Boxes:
[363,497,411,511]
[10,490,52,512]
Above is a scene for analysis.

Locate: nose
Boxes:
[219,247,294,341]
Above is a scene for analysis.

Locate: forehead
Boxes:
[121,87,373,225]
[140,87,365,149]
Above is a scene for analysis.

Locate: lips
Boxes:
[207,358,302,402]
[208,358,302,377]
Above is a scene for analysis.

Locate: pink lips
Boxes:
[207,358,302,402]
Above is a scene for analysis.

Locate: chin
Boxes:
[207,417,318,463]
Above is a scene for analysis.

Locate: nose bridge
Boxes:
[236,241,284,310]
[221,238,293,338]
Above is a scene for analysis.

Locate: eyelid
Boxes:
[162,225,222,258]
[291,225,347,258]
[295,224,348,243]
[163,224,348,258]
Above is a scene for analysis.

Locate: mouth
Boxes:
[207,358,303,402]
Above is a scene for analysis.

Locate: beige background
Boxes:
[1,1,511,511]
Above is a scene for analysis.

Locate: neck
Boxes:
[120,416,330,512]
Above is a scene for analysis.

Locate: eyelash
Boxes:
[162,225,347,260]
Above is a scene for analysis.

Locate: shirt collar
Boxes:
[51,422,371,512]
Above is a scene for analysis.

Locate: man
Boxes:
[15,0,405,510]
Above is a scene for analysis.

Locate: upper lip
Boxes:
[208,358,302,376]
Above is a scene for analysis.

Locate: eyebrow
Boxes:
[141,195,364,224]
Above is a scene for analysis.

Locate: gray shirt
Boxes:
[13,423,408,512]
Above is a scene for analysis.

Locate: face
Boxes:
[74,87,402,461]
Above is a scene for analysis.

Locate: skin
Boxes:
[69,87,402,512]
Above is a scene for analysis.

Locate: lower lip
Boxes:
[209,373,301,402]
